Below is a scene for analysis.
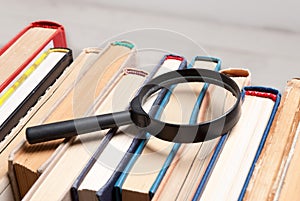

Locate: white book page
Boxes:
[201,95,275,201]
[0,51,66,126]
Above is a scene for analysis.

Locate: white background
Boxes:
[0,0,299,90]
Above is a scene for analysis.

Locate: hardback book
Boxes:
[71,54,187,201]
[0,20,66,93]
[0,48,72,145]
[113,56,221,201]
[243,78,300,201]
[0,47,72,201]
[194,86,281,201]
[8,41,136,200]
[151,68,251,201]
[20,54,186,201]
[0,20,67,141]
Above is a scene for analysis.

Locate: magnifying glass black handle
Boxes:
[26,68,242,145]
[26,111,132,144]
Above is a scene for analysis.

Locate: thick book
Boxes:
[243,79,300,201]
[0,20,67,142]
[8,41,137,200]
[113,56,221,201]
[0,47,72,201]
[193,86,281,201]
[0,20,66,93]
[0,48,72,143]
[19,54,184,201]
[151,68,251,201]
[71,54,187,201]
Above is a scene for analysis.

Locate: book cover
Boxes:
[71,54,187,201]
[0,48,73,141]
[6,47,104,201]
[11,41,140,201]
[113,56,221,201]
[243,79,300,201]
[4,48,72,200]
[0,20,67,93]
[193,86,281,201]
[151,68,251,201]
[20,54,179,201]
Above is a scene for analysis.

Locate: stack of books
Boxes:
[0,21,299,201]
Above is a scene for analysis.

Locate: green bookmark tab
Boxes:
[112,41,134,49]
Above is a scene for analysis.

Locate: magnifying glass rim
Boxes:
[130,68,242,143]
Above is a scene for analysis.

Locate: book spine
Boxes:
[238,87,281,200]
[191,69,251,200]
[0,20,67,93]
[149,56,221,198]
[108,55,187,201]
[69,42,138,201]
[31,21,67,48]
[192,86,281,201]
[0,48,73,141]
[0,21,66,55]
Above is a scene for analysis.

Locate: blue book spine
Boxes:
[192,86,281,201]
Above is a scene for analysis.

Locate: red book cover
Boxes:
[0,20,67,93]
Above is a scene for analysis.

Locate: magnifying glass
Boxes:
[26,68,242,144]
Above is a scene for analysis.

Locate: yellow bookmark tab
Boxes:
[0,48,69,107]
[0,49,60,107]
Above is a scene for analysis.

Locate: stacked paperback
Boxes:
[0,21,299,201]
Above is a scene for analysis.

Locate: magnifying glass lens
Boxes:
[142,82,236,126]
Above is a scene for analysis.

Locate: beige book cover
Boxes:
[0,48,73,201]
[152,68,251,201]
[21,64,156,201]
[8,41,136,200]
[244,78,300,201]
[0,21,67,140]
[75,55,187,201]
[119,57,221,201]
